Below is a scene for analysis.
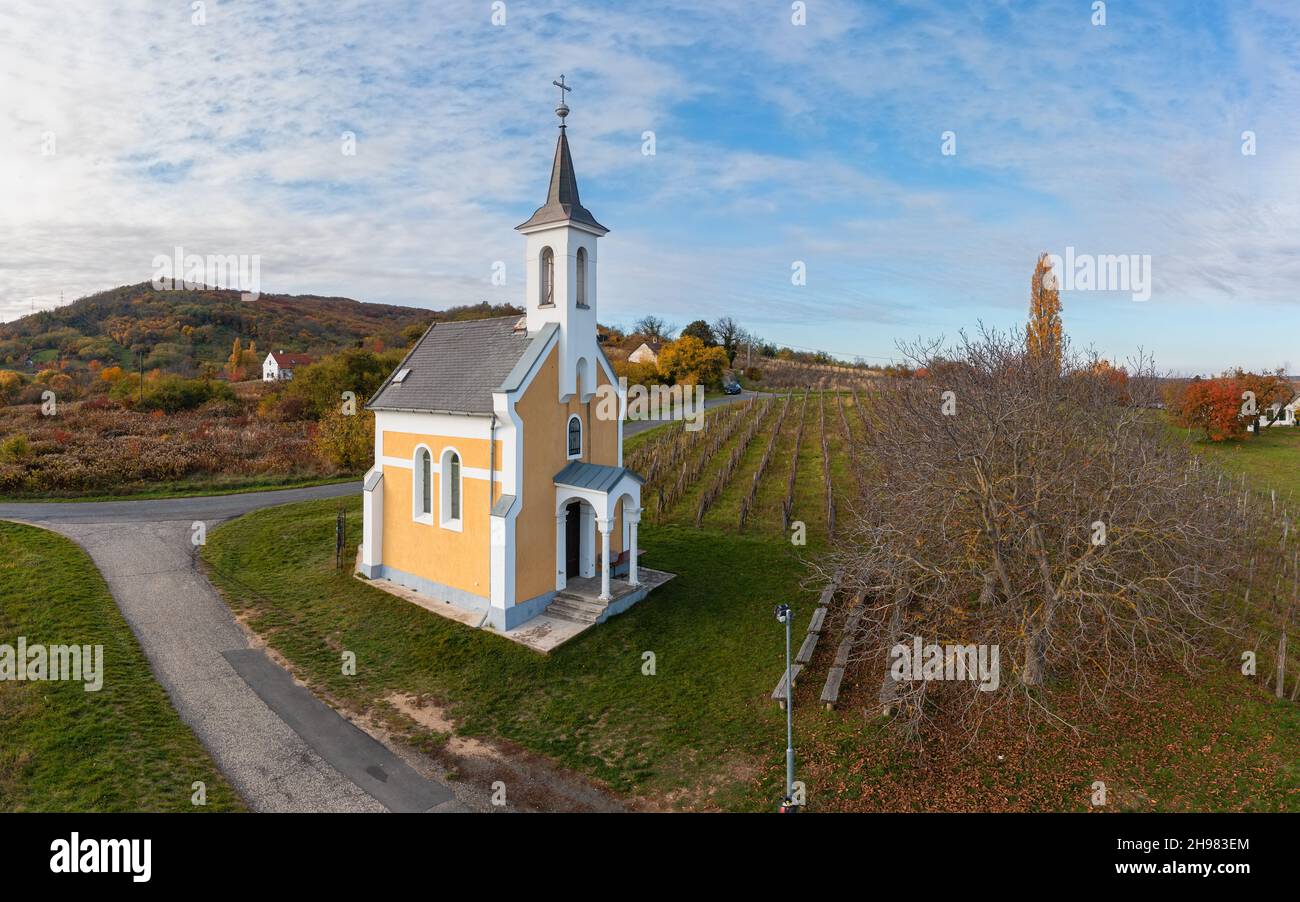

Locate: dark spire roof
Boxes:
[516,130,608,234]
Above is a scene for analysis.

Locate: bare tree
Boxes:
[713,316,742,364]
[633,316,674,343]
[825,327,1261,740]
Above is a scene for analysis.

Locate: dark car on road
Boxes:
[722,377,742,395]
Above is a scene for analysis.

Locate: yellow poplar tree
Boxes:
[1026,252,1062,370]
[227,337,244,380]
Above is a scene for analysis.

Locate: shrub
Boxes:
[0,434,30,462]
[315,409,374,472]
[133,376,236,414]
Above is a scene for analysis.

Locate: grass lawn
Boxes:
[203,499,816,808]
[0,522,242,811]
[1181,423,1300,499]
[202,493,1299,811]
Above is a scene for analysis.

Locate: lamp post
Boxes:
[774,603,796,812]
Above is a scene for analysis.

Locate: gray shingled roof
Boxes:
[554,461,644,493]
[516,130,608,234]
[366,316,536,414]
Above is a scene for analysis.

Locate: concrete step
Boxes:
[546,594,609,623]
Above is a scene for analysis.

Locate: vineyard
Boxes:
[626,390,867,546]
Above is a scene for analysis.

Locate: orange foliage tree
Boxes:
[1176,377,1243,442]
[1026,252,1062,370]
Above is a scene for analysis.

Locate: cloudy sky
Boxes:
[1,0,1297,373]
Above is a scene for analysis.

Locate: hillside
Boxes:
[0,283,520,375]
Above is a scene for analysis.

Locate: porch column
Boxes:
[555,513,567,591]
[597,518,612,601]
[628,508,641,587]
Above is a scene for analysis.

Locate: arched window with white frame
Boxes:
[567,414,582,460]
[440,448,462,529]
[575,247,588,308]
[539,247,555,306]
[413,447,432,521]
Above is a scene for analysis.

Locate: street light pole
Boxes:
[775,603,796,811]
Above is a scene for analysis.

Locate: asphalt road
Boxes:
[0,481,463,813]
[622,389,767,437]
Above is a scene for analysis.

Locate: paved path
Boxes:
[623,389,769,437]
[1,482,461,813]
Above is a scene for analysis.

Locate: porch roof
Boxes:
[554,461,644,494]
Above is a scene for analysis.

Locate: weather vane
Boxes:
[553,74,571,128]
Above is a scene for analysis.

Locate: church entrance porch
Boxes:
[553,461,644,602]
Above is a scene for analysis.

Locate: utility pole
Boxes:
[775,603,796,812]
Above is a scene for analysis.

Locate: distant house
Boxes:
[262,350,313,382]
[628,341,661,365]
[1261,395,1299,427]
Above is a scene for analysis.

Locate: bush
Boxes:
[132,376,236,414]
[315,409,374,472]
[0,434,30,462]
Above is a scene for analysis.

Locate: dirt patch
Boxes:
[373,691,633,812]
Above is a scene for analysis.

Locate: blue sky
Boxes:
[1,0,1297,373]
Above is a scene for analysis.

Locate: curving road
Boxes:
[622,389,769,437]
[1,481,463,813]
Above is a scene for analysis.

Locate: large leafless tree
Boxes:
[826,328,1267,739]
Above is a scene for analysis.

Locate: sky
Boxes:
[1,0,1297,374]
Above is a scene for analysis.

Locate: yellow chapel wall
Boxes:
[379,427,502,600]
[513,346,624,603]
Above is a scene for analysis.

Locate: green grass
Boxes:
[203,498,818,807]
[202,495,1299,811]
[1183,424,1300,499]
[0,473,357,503]
[0,522,242,811]
[195,404,1300,811]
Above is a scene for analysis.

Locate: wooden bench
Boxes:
[820,666,846,710]
[796,631,819,665]
[771,664,803,709]
[816,584,835,608]
[807,606,826,634]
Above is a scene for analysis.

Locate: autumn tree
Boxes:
[1176,377,1241,441]
[226,337,244,380]
[656,335,729,387]
[315,409,375,471]
[1026,252,1062,370]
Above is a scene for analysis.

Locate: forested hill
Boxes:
[0,283,521,373]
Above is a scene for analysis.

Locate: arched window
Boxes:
[440,449,462,527]
[567,415,582,459]
[539,247,555,306]
[415,448,432,519]
[575,247,588,308]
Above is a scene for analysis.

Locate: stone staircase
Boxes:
[545,591,609,624]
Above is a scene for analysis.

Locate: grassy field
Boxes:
[201,398,1300,810]
[1182,422,1300,499]
[0,522,242,811]
[203,499,815,808]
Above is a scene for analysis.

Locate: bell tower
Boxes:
[516,75,608,401]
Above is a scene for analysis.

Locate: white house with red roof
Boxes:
[262,350,314,381]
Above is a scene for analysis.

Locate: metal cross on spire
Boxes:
[552,74,571,128]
